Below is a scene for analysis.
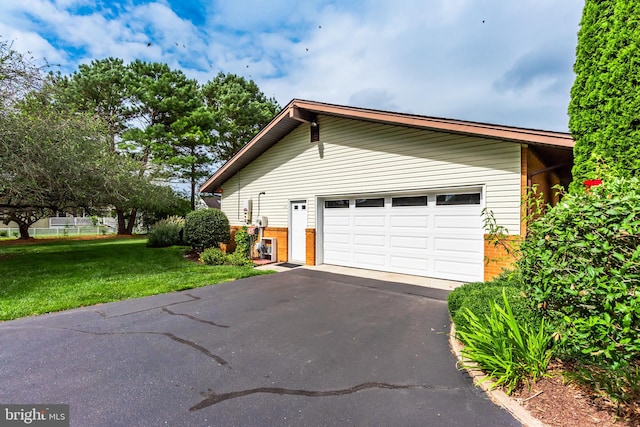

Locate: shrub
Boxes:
[0,230,7,237]
[452,286,533,333]
[456,290,553,394]
[199,248,228,265]
[447,281,487,317]
[518,177,640,367]
[184,209,230,251]
[234,226,252,259]
[146,216,184,248]
[448,271,530,332]
[227,251,254,267]
[200,248,254,267]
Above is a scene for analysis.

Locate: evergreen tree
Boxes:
[568,1,640,191]
[202,73,280,162]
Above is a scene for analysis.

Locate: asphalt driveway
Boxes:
[0,269,520,426]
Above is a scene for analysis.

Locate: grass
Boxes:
[0,237,271,320]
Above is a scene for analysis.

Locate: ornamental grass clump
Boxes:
[147,216,185,248]
[456,290,553,394]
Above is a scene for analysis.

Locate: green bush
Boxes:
[453,286,533,333]
[184,209,230,251]
[146,216,185,248]
[447,281,487,317]
[0,230,7,237]
[227,251,254,267]
[200,247,254,267]
[518,177,640,368]
[448,271,530,332]
[456,290,553,394]
[199,247,228,265]
[234,226,252,259]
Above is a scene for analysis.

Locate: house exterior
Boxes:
[200,99,574,283]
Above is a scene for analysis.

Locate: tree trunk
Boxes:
[125,208,137,234]
[18,223,31,240]
[115,207,137,235]
[190,176,196,211]
[116,208,127,235]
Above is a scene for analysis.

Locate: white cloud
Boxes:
[0,22,67,67]
[0,0,584,131]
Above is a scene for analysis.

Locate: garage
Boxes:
[322,190,484,282]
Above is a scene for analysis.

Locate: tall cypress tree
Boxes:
[568,1,640,191]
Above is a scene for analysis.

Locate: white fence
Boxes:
[49,217,117,228]
[0,226,115,238]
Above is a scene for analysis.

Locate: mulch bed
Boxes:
[511,367,640,427]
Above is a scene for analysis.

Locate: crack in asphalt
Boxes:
[59,327,229,366]
[161,307,229,328]
[182,293,201,301]
[92,292,202,319]
[190,382,454,411]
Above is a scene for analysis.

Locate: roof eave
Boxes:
[199,99,574,193]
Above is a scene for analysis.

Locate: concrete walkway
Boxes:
[257,263,464,291]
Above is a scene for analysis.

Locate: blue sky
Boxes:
[0,0,584,131]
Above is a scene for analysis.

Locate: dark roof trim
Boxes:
[200,99,574,193]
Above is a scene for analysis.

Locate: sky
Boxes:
[0,0,585,132]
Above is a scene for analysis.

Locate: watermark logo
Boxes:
[0,405,68,427]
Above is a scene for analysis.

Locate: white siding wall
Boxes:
[221,115,522,234]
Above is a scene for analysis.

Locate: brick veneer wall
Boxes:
[223,226,287,262]
[262,227,288,262]
[305,229,316,265]
[484,235,521,281]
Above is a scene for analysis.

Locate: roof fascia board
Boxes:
[290,100,574,148]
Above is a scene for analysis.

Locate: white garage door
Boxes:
[323,192,484,282]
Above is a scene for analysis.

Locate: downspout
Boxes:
[237,171,241,222]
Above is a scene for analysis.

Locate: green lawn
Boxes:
[0,237,271,320]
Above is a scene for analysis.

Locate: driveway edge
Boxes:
[448,323,547,427]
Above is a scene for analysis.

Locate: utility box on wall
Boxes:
[258,237,276,262]
[243,199,253,224]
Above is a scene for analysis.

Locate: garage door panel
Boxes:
[353,252,386,266]
[324,249,351,263]
[390,215,429,227]
[434,236,483,254]
[435,216,482,230]
[389,252,431,271]
[324,232,350,244]
[324,215,351,226]
[354,233,386,246]
[390,235,429,250]
[354,215,385,227]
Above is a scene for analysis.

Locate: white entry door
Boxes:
[290,201,307,263]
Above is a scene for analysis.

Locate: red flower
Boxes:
[583,179,603,189]
[583,179,602,192]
